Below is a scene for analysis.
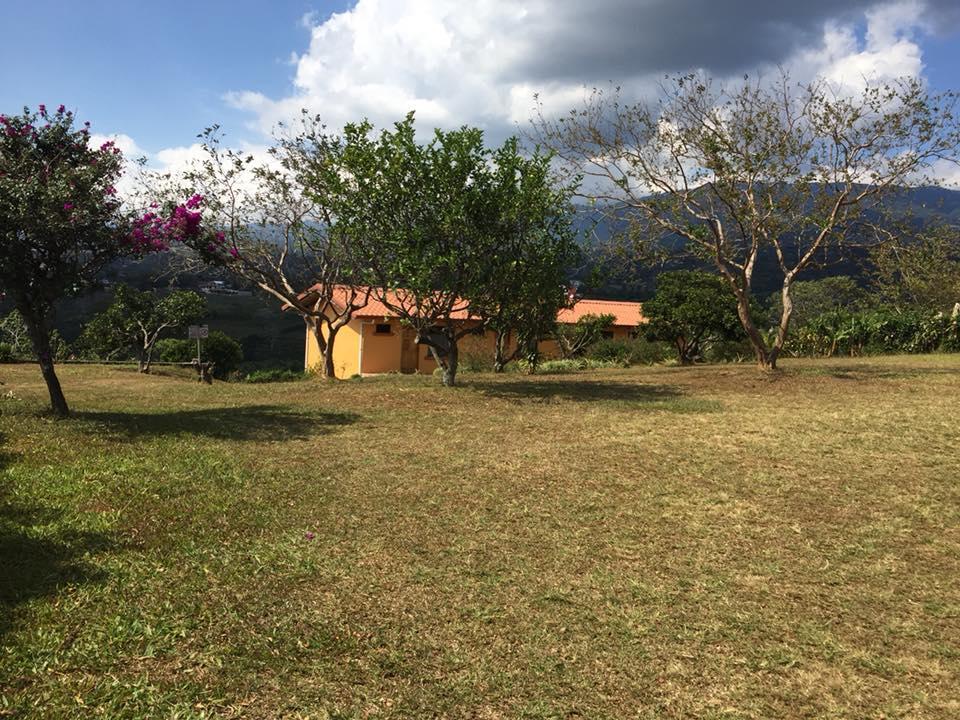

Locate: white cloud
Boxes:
[793,1,927,92]
[220,0,946,145]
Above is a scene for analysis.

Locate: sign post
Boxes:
[188,325,209,365]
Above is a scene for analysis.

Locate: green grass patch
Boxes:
[0,356,958,717]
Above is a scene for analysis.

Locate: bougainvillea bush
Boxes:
[0,105,211,415]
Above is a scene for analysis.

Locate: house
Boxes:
[300,285,644,377]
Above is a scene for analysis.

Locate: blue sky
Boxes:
[3,1,958,164]
[1,1,347,149]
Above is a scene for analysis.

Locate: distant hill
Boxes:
[570,185,960,301]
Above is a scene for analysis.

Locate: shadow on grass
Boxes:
[468,378,682,404]
[0,497,112,638]
[75,404,359,441]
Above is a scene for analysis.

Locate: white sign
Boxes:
[188,325,209,339]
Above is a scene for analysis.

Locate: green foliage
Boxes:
[788,308,960,357]
[0,310,68,360]
[0,310,35,358]
[0,341,14,362]
[643,271,746,364]
[770,276,867,328]
[155,338,194,364]
[868,226,960,312]
[321,113,579,385]
[585,337,669,365]
[76,285,206,370]
[553,313,616,358]
[243,369,306,383]
[533,358,624,374]
[155,331,243,379]
[201,331,244,378]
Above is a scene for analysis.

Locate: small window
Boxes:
[374,323,392,335]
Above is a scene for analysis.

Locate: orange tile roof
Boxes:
[557,298,645,327]
[301,285,643,326]
[304,285,475,319]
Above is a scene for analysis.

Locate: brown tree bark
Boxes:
[22,308,69,417]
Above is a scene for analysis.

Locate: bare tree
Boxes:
[534,73,960,369]
[184,125,368,379]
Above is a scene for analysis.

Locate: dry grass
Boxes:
[0,356,958,718]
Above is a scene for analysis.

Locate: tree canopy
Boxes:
[534,73,960,369]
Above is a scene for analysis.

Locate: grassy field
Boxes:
[0,357,958,718]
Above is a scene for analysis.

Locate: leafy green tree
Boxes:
[156,330,243,379]
[77,285,206,372]
[535,73,960,369]
[331,114,576,386]
[643,270,745,364]
[553,313,615,359]
[769,276,867,329]
[0,310,35,358]
[869,225,960,312]
[471,139,581,372]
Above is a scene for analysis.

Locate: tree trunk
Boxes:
[733,291,774,370]
[321,325,338,380]
[442,338,459,387]
[493,330,508,373]
[307,319,335,380]
[21,307,69,417]
[767,278,795,371]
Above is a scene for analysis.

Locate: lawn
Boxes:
[0,357,957,719]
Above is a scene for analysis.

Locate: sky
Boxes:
[3,0,959,177]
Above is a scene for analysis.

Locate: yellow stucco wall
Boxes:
[360,320,404,374]
[305,320,639,377]
[305,318,363,378]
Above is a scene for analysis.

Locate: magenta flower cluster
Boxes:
[128,194,206,254]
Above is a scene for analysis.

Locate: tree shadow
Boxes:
[467,378,684,404]
[74,405,359,441]
[0,495,112,638]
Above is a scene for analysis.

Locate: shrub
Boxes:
[244,369,305,383]
[787,308,960,357]
[586,337,669,365]
[0,342,14,362]
[155,331,243,378]
[535,358,624,374]
[155,338,194,363]
[201,331,244,378]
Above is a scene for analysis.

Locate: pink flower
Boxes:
[57,104,65,114]
[229,247,240,258]
[38,104,46,115]
[305,532,316,540]
[63,202,74,211]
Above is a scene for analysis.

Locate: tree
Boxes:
[642,270,745,364]
[77,285,206,372]
[182,123,369,380]
[534,73,960,369]
[330,114,577,386]
[769,275,866,329]
[471,140,581,372]
[0,105,204,415]
[553,313,615,359]
[869,225,960,312]
[155,330,243,378]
